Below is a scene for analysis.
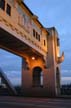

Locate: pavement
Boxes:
[0,96,71,108]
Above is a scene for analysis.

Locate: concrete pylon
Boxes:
[46,27,61,96]
[21,27,64,97]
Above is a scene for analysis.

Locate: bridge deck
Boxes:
[0,96,71,108]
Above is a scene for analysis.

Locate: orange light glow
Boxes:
[32,57,35,60]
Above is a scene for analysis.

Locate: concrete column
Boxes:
[46,27,61,96]
[22,57,32,94]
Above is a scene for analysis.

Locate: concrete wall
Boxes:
[47,28,61,96]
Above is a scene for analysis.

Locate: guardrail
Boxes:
[0,68,17,96]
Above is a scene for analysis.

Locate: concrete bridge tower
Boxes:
[22,27,64,97]
[46,27,64,96]
[0,0,64,96]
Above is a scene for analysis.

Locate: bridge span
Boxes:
[0,0,64,96]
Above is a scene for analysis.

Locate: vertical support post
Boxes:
[46,27,61,96]
[22,57,32,95]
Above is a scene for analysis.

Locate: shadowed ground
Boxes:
[0,96,71,108]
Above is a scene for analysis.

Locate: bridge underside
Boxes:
[0,27,60,97]
[0,27,42,58]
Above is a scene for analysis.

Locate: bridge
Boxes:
[0,0,64,96]
[0,96,71,108]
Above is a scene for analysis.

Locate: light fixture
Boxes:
[32,57,35,60]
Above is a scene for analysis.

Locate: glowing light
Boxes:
[32,57,35,60]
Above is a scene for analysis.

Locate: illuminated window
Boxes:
[6,4,11,16]
[0,0,5,10]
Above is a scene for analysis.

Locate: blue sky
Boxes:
[0,0,71,85]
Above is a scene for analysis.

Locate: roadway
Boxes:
[0,96,71,108]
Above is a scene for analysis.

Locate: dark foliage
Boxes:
[61,84,71,95]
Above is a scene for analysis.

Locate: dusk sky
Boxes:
[0,0,71,85]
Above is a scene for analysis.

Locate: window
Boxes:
[33,29,36,37]
[6,4,11,16]
[44,40,46,46]
[36,33,40,41]
[0,0,5,10]
[57,38,60,46]
[36,32,38,39]
[38,35,40,41]
[33,29,40,41]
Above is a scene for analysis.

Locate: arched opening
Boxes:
[56,67,60,95]
[32,66,43,87]
[56,67,60,86]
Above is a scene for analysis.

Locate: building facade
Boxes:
[0,0,64,96]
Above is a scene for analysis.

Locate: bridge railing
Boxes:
[0,68,17,96]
